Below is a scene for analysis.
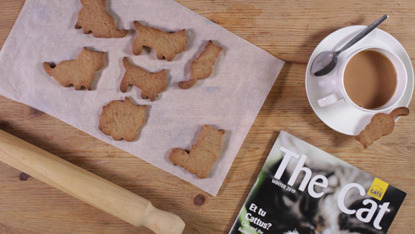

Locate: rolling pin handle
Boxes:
[141,202,186,234]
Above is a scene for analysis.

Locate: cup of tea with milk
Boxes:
[317,47,407,112]
[312,14,407,114]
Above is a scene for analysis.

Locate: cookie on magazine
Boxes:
[132,21,187,61]
[120,57,167,101]
[169,125,225,178]
[179,41,222,89]
[75,0,128,38]
[99,97,147,142]
[356,107,409,148]
[43,47,105,90]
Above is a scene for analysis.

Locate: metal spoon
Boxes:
[311,14,388,76]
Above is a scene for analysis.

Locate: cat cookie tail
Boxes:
[178,78,197,89]
[388,107,409,119]
[120,57,133,92]
[111,29,129,38]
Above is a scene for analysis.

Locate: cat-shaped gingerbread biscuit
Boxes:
[120,57,167,101]
[43,47,105,90]
[179,41,222,89]
[132,21,187,61]
[169,125,225,178]
[75,0,128,38]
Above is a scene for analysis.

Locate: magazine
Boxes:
[229,131,406,234]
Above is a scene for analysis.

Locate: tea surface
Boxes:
[344,50,397,109]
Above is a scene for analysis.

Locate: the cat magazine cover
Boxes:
[230,131,406,234]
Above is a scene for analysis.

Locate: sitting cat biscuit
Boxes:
[99,97,147,142]
[169,125,225,178]
[179,41,222,89]
[120,57,167,101]
[75,0,128,38]
[356,107,409,148]
[132,21,187,61]
[43,47,105,90]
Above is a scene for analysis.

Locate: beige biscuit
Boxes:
[179,41,222,89]
[75,0,128,38]
[356,107,409,148]
[132,21,187,61]
[43,47,105,90]
[99,97,147,142]
[169,125,225,178]
[120,57,167,101]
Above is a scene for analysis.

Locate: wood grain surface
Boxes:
[0,0,414,233]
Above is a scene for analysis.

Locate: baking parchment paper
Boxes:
[0,0,284,195]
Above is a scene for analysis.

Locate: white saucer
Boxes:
[305,26,414,136]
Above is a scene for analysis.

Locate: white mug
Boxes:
[317,47,407,112]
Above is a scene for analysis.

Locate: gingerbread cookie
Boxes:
[356,107,409,148]
[99,97,147,142]
[120,57,167,101]
[179,41,222,89]
[43,47,105,90]
[132,21,187,61]
[75,0,128,38]
[169,125,225,178]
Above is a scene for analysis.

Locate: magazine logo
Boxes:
[369,186,383,198]
[368,178,389,201]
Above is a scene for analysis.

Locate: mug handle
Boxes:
[317,91,343,107]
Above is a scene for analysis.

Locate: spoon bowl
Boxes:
[310,51,338,76]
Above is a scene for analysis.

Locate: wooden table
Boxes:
[0,1,414,233]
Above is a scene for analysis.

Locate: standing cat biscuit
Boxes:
[356,107,409,148]
[179,41,222,89]
[132,21,187,61]
[120,57,167,101]
[43,47,105,90]
[75,0,128,38]
[99,97,147,142]
[169,125,225,178]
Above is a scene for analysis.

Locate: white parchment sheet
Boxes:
[0,0,284,195]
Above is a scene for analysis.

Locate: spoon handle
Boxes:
[336,14,388,55]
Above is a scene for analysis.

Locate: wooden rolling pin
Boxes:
[0,129,185,234]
